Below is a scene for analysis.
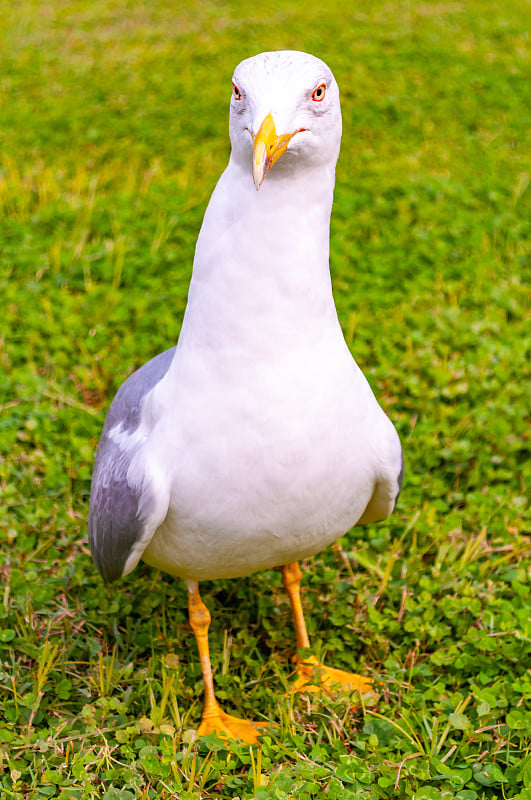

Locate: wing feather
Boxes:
[88,347,175,582]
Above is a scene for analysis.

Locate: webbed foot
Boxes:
[292,655,378,706]
[198,704,267,743]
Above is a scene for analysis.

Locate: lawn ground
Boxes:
[0,1,529,798]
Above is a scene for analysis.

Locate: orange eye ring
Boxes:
[311,82,327,102]
[232,82,242,100]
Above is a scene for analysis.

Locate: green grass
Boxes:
[0,1,529,797]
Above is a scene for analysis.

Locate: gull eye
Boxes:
[311,83,327,102]
[232,82,242,100]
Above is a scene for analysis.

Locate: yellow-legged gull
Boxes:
[88,50,404,742]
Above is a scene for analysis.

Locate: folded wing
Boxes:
[88,347,175,582]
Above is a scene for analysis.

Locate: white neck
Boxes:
[174,156,342,361]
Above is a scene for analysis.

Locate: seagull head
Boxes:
[229,51,342,190]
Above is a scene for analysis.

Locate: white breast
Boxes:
[137,147,401,581]
[141,334,396,580]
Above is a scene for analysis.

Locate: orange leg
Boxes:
[187,580,265,742]
[281,562,376,702]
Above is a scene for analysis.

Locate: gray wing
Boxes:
[88,346,176,582]
[357,440,404,526]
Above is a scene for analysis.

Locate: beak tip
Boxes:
[252,139,268,191]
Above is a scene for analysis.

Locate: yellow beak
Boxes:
[252,113,299,190]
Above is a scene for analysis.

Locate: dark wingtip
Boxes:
[92,552,125,584]
[88,515,126,584]
[97,555,124,584]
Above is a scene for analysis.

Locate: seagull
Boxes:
[88,50,404,743]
